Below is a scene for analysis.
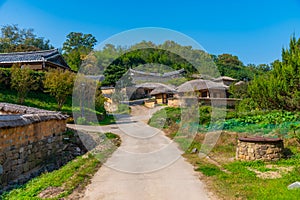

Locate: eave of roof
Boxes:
[0,49,71,69]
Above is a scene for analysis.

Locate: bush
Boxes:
[0,67,44,90]
[10,64,39,104]
[76,117,87,125]
[43,69,75,110]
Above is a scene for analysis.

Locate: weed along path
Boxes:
[68,106,212,200]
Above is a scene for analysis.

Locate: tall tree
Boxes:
[62,32,97,71]
[246,36,300,111]
[0,24,53,52]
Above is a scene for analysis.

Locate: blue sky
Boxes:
[0,0,300,65]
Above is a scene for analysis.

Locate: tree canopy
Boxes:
[0,24,53,52]
[62,32,97,71]
[244,36,300,111]
[214,53,266,81]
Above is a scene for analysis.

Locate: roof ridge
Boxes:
[0,49,58,55]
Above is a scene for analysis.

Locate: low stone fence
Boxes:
[0,103,68,191]
[236,137,284,161]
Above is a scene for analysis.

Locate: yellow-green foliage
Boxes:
[10,64,39,104]
[43,69,75,110]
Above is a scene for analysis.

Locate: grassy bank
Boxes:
[0,88,116,126]
[1,132,120,200]
[0,88,73,114]
[149,107,300,199]
[179,133,300,199]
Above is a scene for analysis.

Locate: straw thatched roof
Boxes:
[150,86,177,95]
[234,81,246,86]
[212,76,236,82]
[176,79,228,93]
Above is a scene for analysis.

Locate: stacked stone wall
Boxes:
[236,138,284,161]
[0,119,66,190]
[0,103,68,191]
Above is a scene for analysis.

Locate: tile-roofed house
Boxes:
[0,49,71,70]
[129,68,185,83]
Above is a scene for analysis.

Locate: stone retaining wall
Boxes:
[236,137,284,161]
[0,103,68,191]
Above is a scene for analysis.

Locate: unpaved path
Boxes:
[68,105,212,200]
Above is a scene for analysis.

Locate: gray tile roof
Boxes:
[0,49,70,69]
[129,68,185,77]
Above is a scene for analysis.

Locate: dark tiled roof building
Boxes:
[0,49,70,70]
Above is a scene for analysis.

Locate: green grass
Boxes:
[148,107,300,199]
[105,132,118,139]
[1,154,99,200]
[0,88,116,126]
[196,163,223,176]
[181,137,300,199]
[98,115,116,125]
[0,88,73,114]
[216,160,300,200]
[113,104,131,115]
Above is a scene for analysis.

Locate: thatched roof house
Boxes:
[135,82,172,96]
[150,86,177,96]
[148,84,176,104]
[0,49,71,70]
[234,81,246,86]
[177,79,228,98]
[135,83,176,104]
[212,76,237,86]
[177,79,228,92]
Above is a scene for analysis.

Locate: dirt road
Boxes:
[68,106,213,200]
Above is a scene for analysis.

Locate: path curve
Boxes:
[68,105,213,200]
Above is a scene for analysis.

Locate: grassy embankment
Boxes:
[0,88,116,125]
[149,107,300,199]
[1,132,120,200]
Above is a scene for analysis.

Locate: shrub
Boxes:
[43,69,75,110]
[10,64,39,104]
[76,117,87,125]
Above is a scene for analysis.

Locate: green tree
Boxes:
[247,36,300,111]
[214,54,264,81]
[10,64,39,104]
[43,69,75,110]
[229,82,248,99]
[0,24,53,52]
[62,32,97,71]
